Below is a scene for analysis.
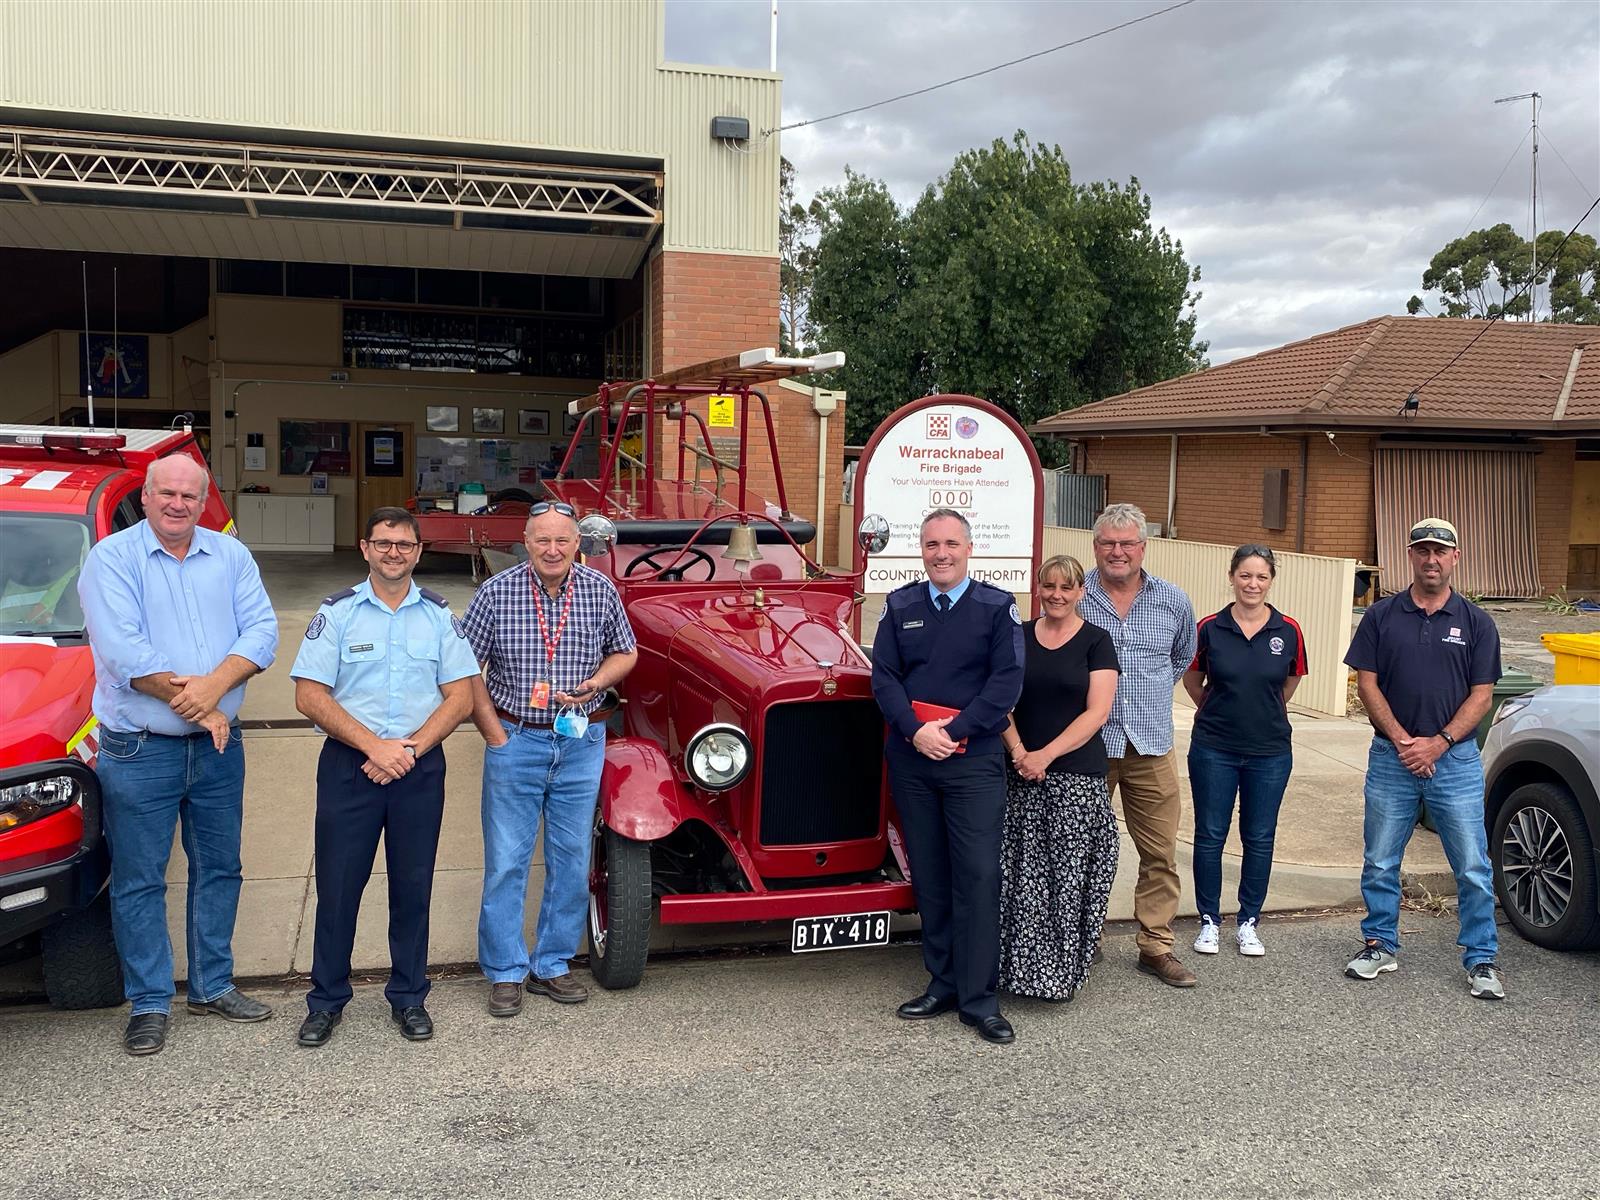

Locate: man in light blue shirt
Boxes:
[78,453,279,1056]
[289,506,477,1047]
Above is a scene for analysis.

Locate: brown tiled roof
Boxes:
[1034,316,1600,435]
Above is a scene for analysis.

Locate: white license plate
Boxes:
[791,910,891,953]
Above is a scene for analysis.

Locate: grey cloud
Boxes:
[668,0,1599,362]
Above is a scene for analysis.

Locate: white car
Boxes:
[1482,685,1600,951]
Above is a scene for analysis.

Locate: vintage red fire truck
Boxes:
[476,350,917,988]
[0,424,233,1007]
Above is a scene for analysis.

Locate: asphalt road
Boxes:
[2,909,1597,1200]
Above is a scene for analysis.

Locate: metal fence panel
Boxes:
[1045,471,1106,529]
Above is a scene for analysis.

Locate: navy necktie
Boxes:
[936,593,950,613]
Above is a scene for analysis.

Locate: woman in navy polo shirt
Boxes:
[1182,544,1307,958]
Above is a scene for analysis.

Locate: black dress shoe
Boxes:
[392,1006,433,1041]
[187,987,273,1023]
[961,1013,1016,1045]
[123,1012,169,1056]
[297,1010,341,1047]
[896,993,959,1020]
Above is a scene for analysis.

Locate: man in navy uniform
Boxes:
[872,508,1025,1045]
[289,507,478,1046]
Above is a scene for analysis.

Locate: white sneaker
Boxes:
[1193,917,1220,955]
[1235,919,1265,957]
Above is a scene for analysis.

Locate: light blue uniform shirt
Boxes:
[289,578,480,740]
[78,520,279,735]
[927,575,972,608]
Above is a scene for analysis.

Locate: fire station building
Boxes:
[0,1,844,556]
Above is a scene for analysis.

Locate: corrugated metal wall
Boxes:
[0,0,779,254]
[1373,446,1542,599]
[1044,470,1106,528]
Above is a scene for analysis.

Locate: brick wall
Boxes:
[1079,436,1173,530]
[1302,434,1377,562]
[643,250,844,556]
[1534,439,1574,594]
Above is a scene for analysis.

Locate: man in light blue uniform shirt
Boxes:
[289,506,478,1047]
[78,452,278,1056]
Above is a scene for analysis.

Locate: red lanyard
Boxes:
[530,567,573,674]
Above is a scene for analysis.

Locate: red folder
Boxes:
[912,701,966,753]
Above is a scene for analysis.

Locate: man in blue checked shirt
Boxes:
[460,501,637,1017]
[78,453,279,1057]
[1079,503,1199,990]
[289,507,479,1047]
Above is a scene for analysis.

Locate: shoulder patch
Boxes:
[419,587,448,607]
[1009,602,1021,624]
[451,614,467,638]
[321,586,357,606]
[305,613,327,640]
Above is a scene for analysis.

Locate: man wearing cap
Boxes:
[1342,517,1505,999]
[289,507,479,1047]
[459,501,637,1016]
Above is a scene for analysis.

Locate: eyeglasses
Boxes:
[1093,538,1144,551]
[367,539,420,554]
[1409,526,1456,546]
[529,501,577,518]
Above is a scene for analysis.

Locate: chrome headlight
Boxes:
[684,723,753,792]
[1491,694,1534,727]
[0,774,83,830]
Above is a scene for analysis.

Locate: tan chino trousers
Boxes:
[1105,749,1182,956]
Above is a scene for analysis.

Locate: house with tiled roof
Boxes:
[1032,316,1600,598]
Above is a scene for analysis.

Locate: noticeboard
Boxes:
[854,394,1042,596]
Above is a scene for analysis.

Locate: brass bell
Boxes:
[722,521,764,569]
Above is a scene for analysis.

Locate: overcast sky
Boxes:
[666,0,1600,364]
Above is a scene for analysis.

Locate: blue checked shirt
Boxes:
[78,520,278,735]
[459,562,635,724]
[1079,568,1196,758]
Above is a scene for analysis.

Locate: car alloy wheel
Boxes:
[1500,805,1573,928]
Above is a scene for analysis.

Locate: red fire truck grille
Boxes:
[759,700,883,847]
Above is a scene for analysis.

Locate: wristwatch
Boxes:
[1438,730,1456,747]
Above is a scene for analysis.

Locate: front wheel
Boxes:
[40,889,125,1010]
[1492,780,1600,951]
[588,826,652,989]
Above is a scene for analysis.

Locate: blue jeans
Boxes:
[96,727,246,1015]
[1188,741,1293,924]
[1360,736,1497,968]
[478,721,606,982]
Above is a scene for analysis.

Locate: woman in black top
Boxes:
[998,554,1121,1001]
[1181,544,1307,959]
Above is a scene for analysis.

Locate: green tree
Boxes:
[1407,223,1534,319]
[1539,229,1600,324]
[778,157,822,356]
[807,132,1206,448]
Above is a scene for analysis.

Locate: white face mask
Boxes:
[552,704,589,739]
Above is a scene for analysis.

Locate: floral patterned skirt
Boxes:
[998,769,1119,1000]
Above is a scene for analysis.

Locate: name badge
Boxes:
[348,643,375,653]
[902,620,924,630]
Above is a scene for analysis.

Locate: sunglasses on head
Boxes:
[1409,525,1455,545]
[529,501,577,518]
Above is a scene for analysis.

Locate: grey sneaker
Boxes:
[1344,942,1398,980]
[1467,962,1506,1001]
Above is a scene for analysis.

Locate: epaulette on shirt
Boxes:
[321,586,357,606]
[418,587,448,607]
[969,580,1012,604]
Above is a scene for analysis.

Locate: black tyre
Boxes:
[39,890,125,1010]
[1492,780,1600,951]
[587,826,652,989]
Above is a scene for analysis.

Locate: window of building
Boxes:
[286,262,351,299]
[279,420,353,476]
[418,269,481,308]
[481,272,542,311]
[219,260,284,296]
[352,266,416,304]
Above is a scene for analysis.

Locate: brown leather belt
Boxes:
[494,706,552,729]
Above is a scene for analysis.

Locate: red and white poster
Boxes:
[854,394,1042,595]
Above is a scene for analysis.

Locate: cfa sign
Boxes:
[854,394,1043,595]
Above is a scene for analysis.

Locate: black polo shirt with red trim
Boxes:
[1343,588,1501,739]
[1189,604,1308,756]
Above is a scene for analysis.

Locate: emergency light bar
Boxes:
[0,431,127,451]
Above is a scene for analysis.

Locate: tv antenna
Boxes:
[1494,91,1540,319]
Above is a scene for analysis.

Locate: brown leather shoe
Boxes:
[526,973,589,1005]
[1137,952,1198,988]
[488,981,524,1017]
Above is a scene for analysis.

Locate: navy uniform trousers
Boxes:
[887,744,1007,1020]
[308,739,446,1013]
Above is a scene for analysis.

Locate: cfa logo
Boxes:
[926,412,950,439]
[1269,636,1284,656]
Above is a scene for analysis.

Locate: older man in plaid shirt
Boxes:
[1079,503,1199,989]
[460,502,637,1015]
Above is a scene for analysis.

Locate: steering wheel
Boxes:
[624,545,717,582]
